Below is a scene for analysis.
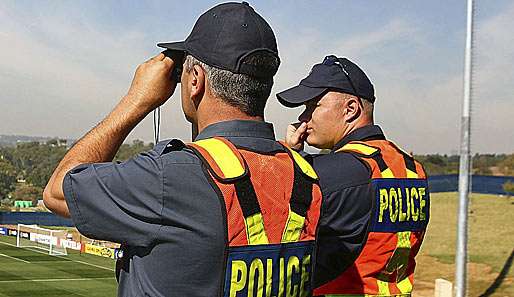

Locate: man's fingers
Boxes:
[293,123,307,141]
[287,123,298,135]
[286,122,307,149]
[162,55,175,68]
[297,122,307,134]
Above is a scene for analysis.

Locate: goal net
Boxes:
[16,224,68,256]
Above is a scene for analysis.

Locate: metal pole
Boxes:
[455,0,474,296]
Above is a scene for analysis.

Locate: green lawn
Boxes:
[0,235,117,297]
[414,192,514,297]
[1,193,512,297]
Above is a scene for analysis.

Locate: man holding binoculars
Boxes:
[44,2,322,296]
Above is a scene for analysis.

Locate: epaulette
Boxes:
[155,139,186,155]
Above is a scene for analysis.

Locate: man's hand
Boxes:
[126,53,177,112]
[285,122,307,150]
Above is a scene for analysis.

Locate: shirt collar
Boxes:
[332,124,385,152]
[195,120,276,141]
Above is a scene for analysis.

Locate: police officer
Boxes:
[277,55,430,296]
[44,3,322,296]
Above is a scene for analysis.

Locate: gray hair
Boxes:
[183,54,277,117]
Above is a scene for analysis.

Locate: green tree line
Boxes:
[414,153,514,175]
[0,139,153,210]
[0,140,512,210]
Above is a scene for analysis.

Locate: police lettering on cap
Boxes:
[277,55,375,107]
[158,2,280,78]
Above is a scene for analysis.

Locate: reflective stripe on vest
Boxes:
[283,146,318,243]
[331,141,424,296]
[192,138,246,180]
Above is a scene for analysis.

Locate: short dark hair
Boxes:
[184,52,279,117]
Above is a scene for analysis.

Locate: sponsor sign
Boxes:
[61,239,82,251]
[8,229,17,236]
[85,244,115,259]
[28,233,58,246]
[0,227,7,236]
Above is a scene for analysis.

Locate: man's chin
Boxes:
[306,136,332,150]
[305,138,322,150]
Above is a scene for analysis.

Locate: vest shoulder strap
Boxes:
[336,141,381,157]
[279,142,319,243]
[188,137,247,182]
[279,141,318,180]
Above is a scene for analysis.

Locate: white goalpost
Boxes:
[16,224,68,256]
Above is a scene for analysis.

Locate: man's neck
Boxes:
[196,97,263,133]
[333,119,374,148]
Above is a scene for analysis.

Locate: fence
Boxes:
[0,174,512,227]
[0,212,74,227]
[428,174,514,195]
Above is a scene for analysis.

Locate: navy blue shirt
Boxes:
[310,125,385,287]
[63,120,283,297]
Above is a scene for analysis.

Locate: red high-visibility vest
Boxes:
[188,137,322,297]
[314,140,430,297]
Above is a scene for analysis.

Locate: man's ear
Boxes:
[343,96,362,122]
[190,64,205,107]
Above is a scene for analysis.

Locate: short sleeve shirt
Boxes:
[309,125,386,287]
[63,120,282,297]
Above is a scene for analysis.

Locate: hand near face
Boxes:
[126,53,177,111]
[286,122,307,150]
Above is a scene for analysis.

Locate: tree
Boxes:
[503,181,514,196]
[11,183,44,206]
[0,159,17,199]
[498,155,514,176]
[115,139,153,161]
[7,141,67,188]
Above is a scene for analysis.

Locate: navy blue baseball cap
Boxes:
[277,55,375,107]
[158,2,280,78]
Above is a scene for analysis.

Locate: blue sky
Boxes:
[1,1,513,154]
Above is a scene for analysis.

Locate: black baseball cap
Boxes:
[158,2,280,78]
[277,55,375,107]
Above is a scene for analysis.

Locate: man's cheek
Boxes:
[305,132,317,145]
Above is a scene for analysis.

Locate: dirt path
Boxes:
[413,254,513,297]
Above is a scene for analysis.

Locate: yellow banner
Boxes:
[84,243,115,259]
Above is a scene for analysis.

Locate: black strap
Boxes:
[234,175,261,218]
[371,153,389,173]
[290,168,313,216]
[402,153,418,174]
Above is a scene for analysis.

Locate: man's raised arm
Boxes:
[43,53,176,217]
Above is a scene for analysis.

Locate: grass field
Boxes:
[0,193,512,297]
[414,192,514,297]
[0,235,116,296]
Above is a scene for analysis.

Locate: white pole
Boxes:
[455,0,475,296]
[16,224,20,247]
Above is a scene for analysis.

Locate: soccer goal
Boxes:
[16,224,68,256]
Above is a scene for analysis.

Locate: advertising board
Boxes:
[84,243,116,259]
